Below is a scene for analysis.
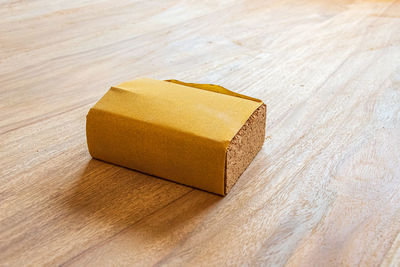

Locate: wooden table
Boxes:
[1,0,400,266]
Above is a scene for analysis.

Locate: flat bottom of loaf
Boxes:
[225,104,266,195]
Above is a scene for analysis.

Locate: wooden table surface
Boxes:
[1,0,400,266]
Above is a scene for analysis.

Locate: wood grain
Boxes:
[1,0,400,266]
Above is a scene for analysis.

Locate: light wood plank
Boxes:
[1,0,399,266]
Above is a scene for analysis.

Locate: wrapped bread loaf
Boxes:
[86,78,266,195]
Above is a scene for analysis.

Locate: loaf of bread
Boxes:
[86,78,266,195]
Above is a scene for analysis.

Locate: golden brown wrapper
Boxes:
[86,78,264,195]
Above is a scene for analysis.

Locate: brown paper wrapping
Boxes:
[86,78,263,195]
